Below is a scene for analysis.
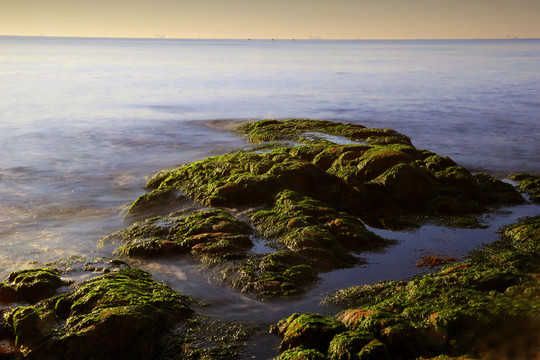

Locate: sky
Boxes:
[1,0,539,39]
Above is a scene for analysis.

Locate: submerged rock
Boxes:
[124,187,188,221]
[271,216,540,359]
[215,250,319,297]
[235,119,412,146]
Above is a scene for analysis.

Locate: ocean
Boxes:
[0,36,539,332]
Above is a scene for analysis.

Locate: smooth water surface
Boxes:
[0,38,539,341]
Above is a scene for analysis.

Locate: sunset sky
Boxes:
[1,0,539,39]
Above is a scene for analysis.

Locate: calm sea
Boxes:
[0,37,539,329]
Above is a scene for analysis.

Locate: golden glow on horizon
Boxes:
[1,0,539,39]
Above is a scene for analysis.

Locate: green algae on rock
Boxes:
[509,172,540,203]
[270,313,347,353]
[0,268,71,304]
[249,190,394,269]
[104,119,526,298]
[271,216,540,360]
[124,187,188,220]
[100,208,253,261]
[276,348,329,360]
[235,119,412,146]
[157,315,251,360]
[4,268,194,360]
[214,250,320,297]
[143,119,523,220]
[144,148,345,208]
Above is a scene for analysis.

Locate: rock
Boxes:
[216,250,319,298]
[144,119,524,220]
[100,208,253,261]
[236,119,412,146]
[357,339,390,360]
[509,172,540,202]
[499,215,540,255]
[328,330,375,360]
[101,119,528,299]
[277,348,329,360]
[1,268,70,304]
[317,216,540,359]
[5,268,193,360]
[250,190,393,268]
[271,313,347,353]
[124,187,187,221]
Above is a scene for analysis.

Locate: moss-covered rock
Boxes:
[509,172,540,202]
[250,190,393,269]
[100,208,253,261]
[235,119,412,146]
[272,216,539,359]
[357,339,390,360]
[276,348,329,360]
[2,267,255,360]
[215,250,319,298]
[143,119,523,221]
[0,268,70,304]
[499,215,539,254]
[270,313,347,353]
[145,148,346,208]
[327,330,375,360]
[125,187,188,220]
[103,119,526,299]
[4,268,194,360]
[157,315,251,360]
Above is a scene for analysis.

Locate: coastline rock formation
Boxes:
[101,119,525,297]
[1,120,537,359]
[271,215,540,360]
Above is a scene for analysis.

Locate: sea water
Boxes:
[0,37,539,331]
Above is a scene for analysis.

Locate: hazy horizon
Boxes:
[1,0,539,40]
[2,35,540,41]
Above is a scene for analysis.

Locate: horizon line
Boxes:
[1,34,539,41]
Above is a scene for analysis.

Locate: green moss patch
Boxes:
[0,268,71,304]
[250,190,394,269]
[1,268,256,360]
[509,172,540,202]
[214,250,319,298]
[235,119,412,146]
[4,268,193,359]
[100,208,253,261]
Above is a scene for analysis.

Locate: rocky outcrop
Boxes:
[271,216,540,359]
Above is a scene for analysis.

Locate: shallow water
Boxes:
[0,36,539,356]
